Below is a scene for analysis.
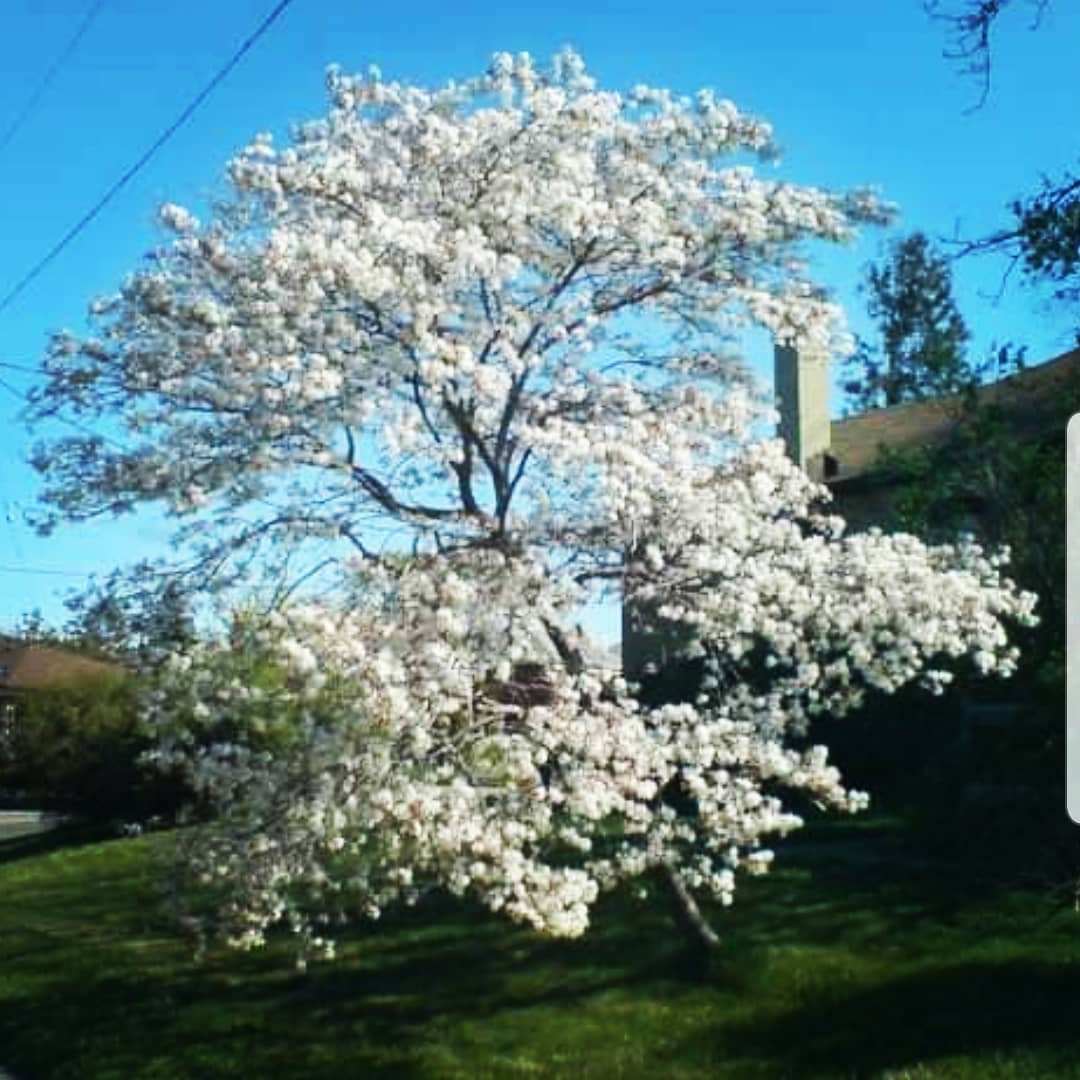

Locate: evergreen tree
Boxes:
[844,232,972,411]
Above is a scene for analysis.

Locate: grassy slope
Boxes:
[2,820,1080,1079]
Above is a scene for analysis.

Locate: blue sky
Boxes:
[0,0,1077,632]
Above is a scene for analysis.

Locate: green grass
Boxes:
[2,819,1080,1079]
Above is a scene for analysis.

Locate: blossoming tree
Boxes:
[31,51,1035,959]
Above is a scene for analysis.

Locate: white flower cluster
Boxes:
[33,48,889,543]
[624,439,1037,734]
[29,51,1033,957]
[143,476,1034,955]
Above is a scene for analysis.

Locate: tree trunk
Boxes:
[658,863,721,952]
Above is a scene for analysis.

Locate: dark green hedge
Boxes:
[0,674,190,822]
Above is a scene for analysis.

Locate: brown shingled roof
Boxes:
[828,346,1080,483]
[0,643,122,690]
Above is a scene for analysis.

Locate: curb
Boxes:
[0,810,65,840]
[0,810,66,823]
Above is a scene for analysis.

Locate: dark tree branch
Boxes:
[658,863,722,951]
[501,448,533,526]
[443,396,505,522]
[343,424,467,522]
[541,618,585,676]
[410,373,443,445]
[926,0,1050,110]
[450,437,483,518]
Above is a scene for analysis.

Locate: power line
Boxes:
[0,0,108,158]
[0,564,93,578]
[0,373,29,410]
[0,368,128,448]
[0,0,298,317]
[0,359,43,376]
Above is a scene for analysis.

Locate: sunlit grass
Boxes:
[2,819,1080,1078]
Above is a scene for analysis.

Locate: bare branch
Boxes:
[926,0,1050,110]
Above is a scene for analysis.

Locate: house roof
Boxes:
[0,642,123,691]
[828,346,1080,484]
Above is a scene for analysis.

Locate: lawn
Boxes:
[2,818,1080,1079]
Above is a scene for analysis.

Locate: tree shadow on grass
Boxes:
[0,819,116,865]
[274,885,688,1023]
[7,818,1072,1077]
[689,959,1080,1078]
[0,885,685,1079]
[728,823,1049,957]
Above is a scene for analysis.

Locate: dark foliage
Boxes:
[844,232,973,412]
[823,371,1075,883]
[0,673,190,823]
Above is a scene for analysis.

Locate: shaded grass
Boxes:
[2,819,1080,1078]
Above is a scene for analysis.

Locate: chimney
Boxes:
[774,341,831,480]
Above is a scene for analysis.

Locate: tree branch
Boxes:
[658,863,722,951]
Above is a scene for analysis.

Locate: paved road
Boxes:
[0,810,63,841]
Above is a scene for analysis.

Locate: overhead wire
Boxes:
[0,0,303,589]
[0,564,94,577]
[0,359,44,376]
[0,0,298,317]
[0,372,30,410]
[0,0,108,158]
[0,374,141,587]
[0,366,126,447]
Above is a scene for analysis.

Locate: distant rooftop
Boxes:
[828,346,1080,484]
[0,641,122,690]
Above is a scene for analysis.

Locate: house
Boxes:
[775,340,1080,528]
[775,339,1077,739]
[0,640,123,749]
